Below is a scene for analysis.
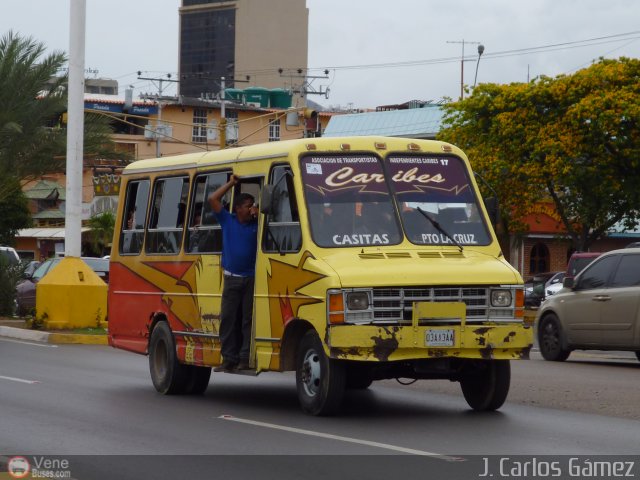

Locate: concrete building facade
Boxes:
[179,0,309,98]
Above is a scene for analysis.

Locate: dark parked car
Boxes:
[524,271,564,307]
[537,248,640,361]
[15,257,109,316]
[22,260,41,278]
[565,251,601,279]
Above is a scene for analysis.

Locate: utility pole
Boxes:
[138,72,178,157]
[278,68,331,99]
[65,0,86,257]
[219,77,226,149]
[447,39,482,100]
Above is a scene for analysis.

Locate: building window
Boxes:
[529,242,550,274]
[192,108,208,143]
[268,118,281,142]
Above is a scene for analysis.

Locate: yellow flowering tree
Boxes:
[438,57,640,251]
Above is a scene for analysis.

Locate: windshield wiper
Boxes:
[416,207,463,252]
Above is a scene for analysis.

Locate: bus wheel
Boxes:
[296,330,346,416]
[460,360,510,411]
[346,365,373,390]
[184,365,212,395]
[149,321,190,394]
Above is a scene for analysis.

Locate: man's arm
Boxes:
[208,175,237,213]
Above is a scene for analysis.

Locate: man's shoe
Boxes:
[237,360,251,370]
[214,361,237,372]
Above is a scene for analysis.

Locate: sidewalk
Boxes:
[0,318,108,345]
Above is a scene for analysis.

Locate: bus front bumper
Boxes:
[328,323,533,362]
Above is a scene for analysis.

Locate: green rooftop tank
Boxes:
[224,88,244,102]
[269,88,292,109]
[244,87,270,107]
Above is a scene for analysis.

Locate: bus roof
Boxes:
[121,136,465,175]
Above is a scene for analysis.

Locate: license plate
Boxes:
[425,329,455,347]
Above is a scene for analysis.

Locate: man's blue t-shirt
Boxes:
[214,208,258,277]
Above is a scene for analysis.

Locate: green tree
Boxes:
[0,31,67,202]
[86,211,115,256]
[438,57,640,251]
[0,180,31,245]
[0,31,125,242]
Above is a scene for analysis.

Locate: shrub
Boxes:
[0,257,24,316]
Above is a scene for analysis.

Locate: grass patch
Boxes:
[50,327,108,335]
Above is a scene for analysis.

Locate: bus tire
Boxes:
[184,365,212,395]
[460,360,510,411]
[346,365,373,390]
[296,330,346,416]
[149,321,190,395]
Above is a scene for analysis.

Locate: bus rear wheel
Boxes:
[149,321,192,394]
[459,360,510,411]
[296,330,346,416]
[184,365,212,395]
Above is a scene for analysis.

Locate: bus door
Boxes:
[255,164,302,371]
[230,175,264,369]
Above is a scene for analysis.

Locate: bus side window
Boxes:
[262,165,301,253]
[120,179,150,255]
[186,172,229,254]
[145,176,189,255]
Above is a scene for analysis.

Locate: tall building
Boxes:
[179,0,309,98]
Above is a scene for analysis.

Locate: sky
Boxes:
[1,0,639,110]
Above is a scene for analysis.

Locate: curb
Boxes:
[0,326,108,345]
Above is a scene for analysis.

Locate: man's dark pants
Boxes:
[220,275,254,364]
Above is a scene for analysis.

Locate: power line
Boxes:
[305,30,640,72]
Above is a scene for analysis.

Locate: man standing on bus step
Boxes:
[208,174,259,372]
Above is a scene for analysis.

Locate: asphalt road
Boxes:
[1,337,639,478]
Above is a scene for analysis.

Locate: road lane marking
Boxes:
[0,338,57,348]
[219,415,464,461]
[0,375,40,384]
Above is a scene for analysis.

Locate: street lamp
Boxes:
[473,44,485,89]
[447,39,481,100]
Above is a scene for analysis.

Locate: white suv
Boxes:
[0,246,19,265]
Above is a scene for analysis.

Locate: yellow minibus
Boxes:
[108,136,532,415]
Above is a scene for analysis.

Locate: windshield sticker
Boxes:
[301,156,389,197]
[387,156,473,201]
[305,163,322,175]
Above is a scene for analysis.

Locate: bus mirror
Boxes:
[260,185,274,214]
[484,197,500,227]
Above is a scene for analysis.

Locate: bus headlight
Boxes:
[346,291,370,310]
[491,289,512,307]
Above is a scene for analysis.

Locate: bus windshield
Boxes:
[301,153,491,248]
[387,155,490,246]
[301,155,402,247]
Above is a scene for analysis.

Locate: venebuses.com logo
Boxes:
[7,456,30,478]
[6,455,72,478]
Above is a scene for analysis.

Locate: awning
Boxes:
[16,227,92,239]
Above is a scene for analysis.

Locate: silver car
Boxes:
[536,248,640,361]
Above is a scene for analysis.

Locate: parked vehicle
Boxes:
[22,260,41,278]
[0,246,20,266]
[545,277,565,297]
[566,251,601,279]
[15,257,109,316]
[524,271,564,307]
[537,248,640,361]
